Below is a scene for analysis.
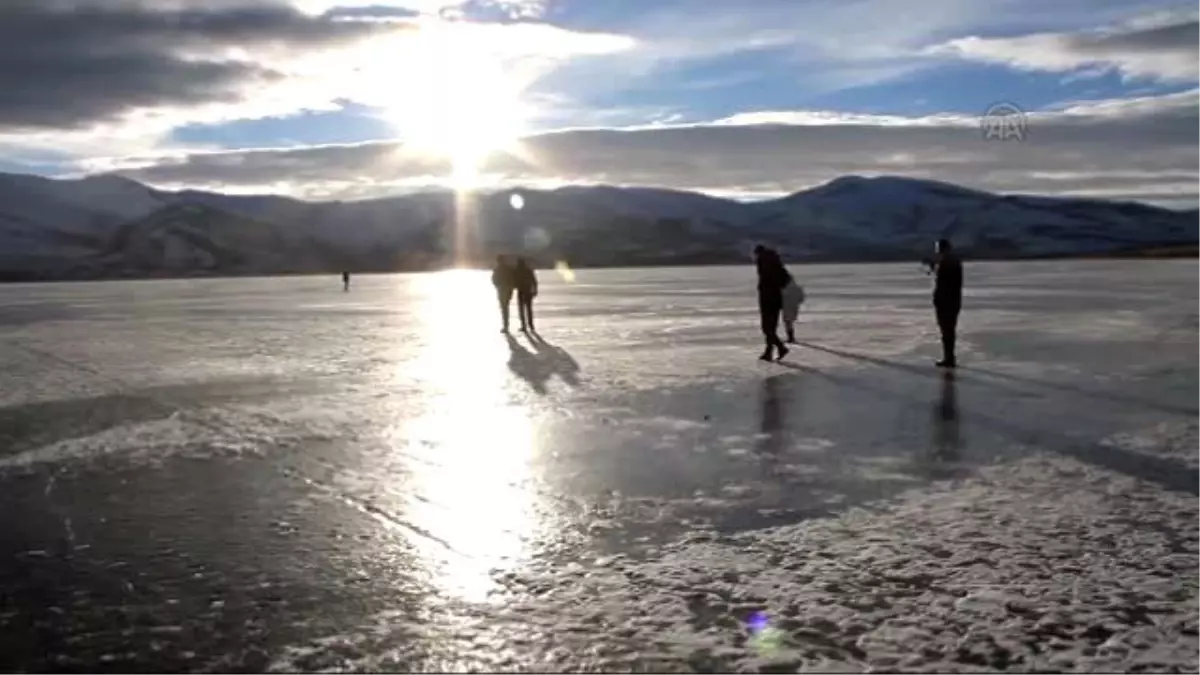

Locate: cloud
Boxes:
[529,0,1181,110]
[318,4,420,20]
[8,0,1198,211]
[440,0,550,21]
[96,89,1198,207]
[0,0,629,158]
[930,14,1200,83]
[294,0,548,20]
[0,0,413,132]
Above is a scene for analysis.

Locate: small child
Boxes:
[781,279,805,343]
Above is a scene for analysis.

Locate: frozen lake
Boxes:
[0,260,1196,672]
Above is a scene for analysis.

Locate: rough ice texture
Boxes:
[465,453,1198,673]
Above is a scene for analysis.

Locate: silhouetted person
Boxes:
[514,257,538,333]
[492,255,515,332]
[930,238,963,368]
[342,271,350,291]
[754,245,790,361]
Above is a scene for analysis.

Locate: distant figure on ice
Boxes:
[928,238,963,368]
[753,245,790,362]
[491,255,515,332]
[342,271,350,292]
[514,257,538,333]
[781,272,805,344]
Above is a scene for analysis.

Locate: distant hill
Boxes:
[1062,243,1199,259]
[90,203,338,278]
[0,171,1194,281]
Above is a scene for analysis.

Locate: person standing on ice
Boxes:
[491,255,515,332]
[513,257,538,333]
[929,238,963,368]
[342,271,350,292]
[753,245,790,362]
[781,271,805,344]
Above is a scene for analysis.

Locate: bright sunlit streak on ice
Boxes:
[401,268,541,603]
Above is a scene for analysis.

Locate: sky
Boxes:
[0,0,1196,207]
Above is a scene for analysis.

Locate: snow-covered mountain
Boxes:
[748,175,1197,260]
[0,171,1194,280]
[91,203,339,276]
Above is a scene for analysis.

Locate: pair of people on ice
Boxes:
[492,255,538,333]
[753,245,805,362]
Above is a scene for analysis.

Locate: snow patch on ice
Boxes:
[1101,421,1199,470]
[0,404,335,472]
[641,416,711,431]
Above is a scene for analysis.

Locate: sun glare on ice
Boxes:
[398,268,541,603]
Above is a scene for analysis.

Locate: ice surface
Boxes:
[0,260,1195,672]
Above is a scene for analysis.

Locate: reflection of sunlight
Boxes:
[402,269,541,602]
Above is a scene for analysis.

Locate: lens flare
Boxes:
[555,260,575,283]
[747,611,786,655]
[510,193,525,210]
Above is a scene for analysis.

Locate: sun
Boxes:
[379,24,529,188]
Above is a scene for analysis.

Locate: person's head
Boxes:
[496,254,507,266]
[753,244,767,259]
[515,256,528,268]
[936,238,952,255]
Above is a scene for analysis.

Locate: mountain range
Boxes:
[0,171,1195,281]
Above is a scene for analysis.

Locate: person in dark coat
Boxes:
[754,245,791,362]
[930,238,963,368]
[342,271,350,291]
[491,255,515,332]
[513,257,538,333]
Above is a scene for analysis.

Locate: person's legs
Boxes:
[498,289,513,331]
[946,306,960,363]
[781,286,800,343]
[759,297,786,360]
[768,304,787,359]
[518,293,531,330]
[935,304,960,366]
[758,311,773,361]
